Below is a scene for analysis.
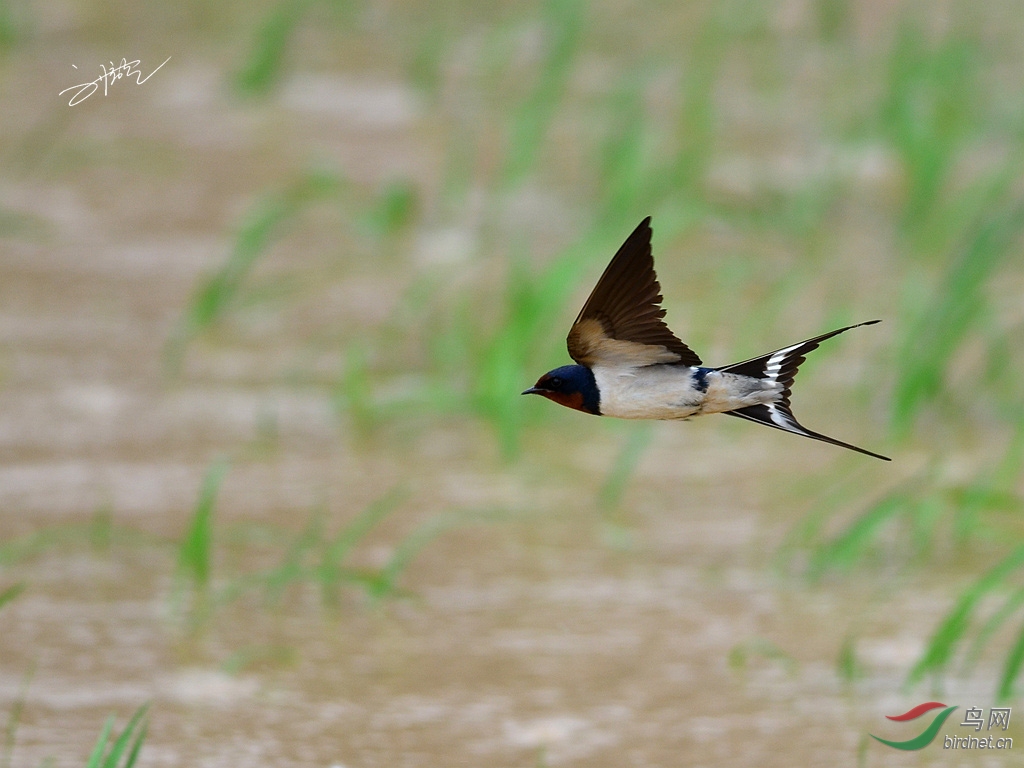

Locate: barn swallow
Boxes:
[523,217,890,460]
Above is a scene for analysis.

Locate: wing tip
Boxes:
[632,216,652,240]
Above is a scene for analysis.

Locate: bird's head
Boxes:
[522,364,600,415]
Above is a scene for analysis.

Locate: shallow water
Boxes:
[1,3,1021,767]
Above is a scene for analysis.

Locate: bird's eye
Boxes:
[548,377,563,388]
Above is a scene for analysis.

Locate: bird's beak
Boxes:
[522,387,541,396]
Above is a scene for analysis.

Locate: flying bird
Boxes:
[523,217,890,460]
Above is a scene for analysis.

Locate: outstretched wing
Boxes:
[566,217,701,368]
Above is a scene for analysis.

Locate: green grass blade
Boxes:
[0,0,25,48]
[333,341,377,437]
[908,493,945,558]
[371,509,511,601]
[84,716,115,768]
[176,459,230,597]
[501,0,584,185]
[322,487,406,569]
[234,0,309,96]
[178,198,284,334]
[837,634,862,685]
[0,520,158,568]
[996,616,1024,701]
[2,665,34,768]
[728,637,798,677]
[598,423,653,514]
[121,718,147,768]
[97,704,149,768]
[595,72,647,218]
[363,180,418,236]
[0,582,24,611]
[908,545,1024,687]
[952,430,1024,541]
[892,202,1024,434]
[881,26,977,234]
[774,468,894,571]
[963,586,1024,675]
[658,7,727,204]
[465,235,600,458]
[82,704,149,768]
[263,511,325,604]
[166,169,343,370]
[807,493,907,578]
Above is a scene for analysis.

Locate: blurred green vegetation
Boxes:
[0,583,24,613]
[2,671,147,768]
[172,458,230,620]
[169,465,513,628]
[211,495,512,613]
[84,704,148,768]
[0,462,506,650]
[155,0,1024,697]
[2,666,32,768]
[0,0,1021,743]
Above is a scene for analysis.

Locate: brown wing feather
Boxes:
[566,217,702,367]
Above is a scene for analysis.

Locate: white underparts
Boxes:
[592,365,781,420]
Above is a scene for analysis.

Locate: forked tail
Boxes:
[716,321,890,461]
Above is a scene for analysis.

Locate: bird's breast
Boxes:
[591,365,782,420]
[591,365,704,420]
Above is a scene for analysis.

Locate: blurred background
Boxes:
[1,0,1023,765]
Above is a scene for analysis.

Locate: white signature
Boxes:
[59,57,171,106]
